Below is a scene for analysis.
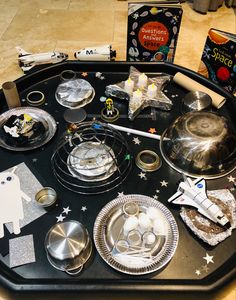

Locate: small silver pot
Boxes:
[45,220,92,275]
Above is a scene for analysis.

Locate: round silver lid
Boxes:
[45,221,89,260]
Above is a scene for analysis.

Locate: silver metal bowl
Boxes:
[160,111,236,179]
[181,91,212,113]
[45,220,92,275]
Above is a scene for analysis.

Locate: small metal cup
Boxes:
[35,187,57,209]
[181,91,212,114]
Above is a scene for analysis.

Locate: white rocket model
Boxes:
[168,177,231,228]
[74,45,116,61]
[16,47,68,72]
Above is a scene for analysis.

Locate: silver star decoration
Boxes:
[81,206,87,212]
[62,206,71,215]
[230,187,235,192]
[156,189,160,194]
[160,180,168,187]
[138,172,147,180]
[56,214,66,223]
[201,265,209,273]
[105,66,172,120]
[153,195,159,200]
[203,253,214,264]
[195,269,201,276]
[118,192,125,197]
[227,175,235,183]
[133,137,141,145]
[32,158,38,163]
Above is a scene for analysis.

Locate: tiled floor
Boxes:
[0,1,235,299]
[0,0,235,86]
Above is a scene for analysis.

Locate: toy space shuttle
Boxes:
[16,47,68,72]
[168,177,231,228]
[74,45,116,61]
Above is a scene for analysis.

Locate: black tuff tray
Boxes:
[0,61,235,292]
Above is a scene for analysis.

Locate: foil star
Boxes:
[105,66,172,120]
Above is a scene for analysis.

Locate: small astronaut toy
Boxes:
[101,98,119,122]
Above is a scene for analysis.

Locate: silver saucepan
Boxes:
[45,220,92,275]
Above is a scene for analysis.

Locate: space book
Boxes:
[198,28,236,94]
[126,1,183,63]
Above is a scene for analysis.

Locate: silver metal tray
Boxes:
[0,107,57,151]
[93,194,179,275]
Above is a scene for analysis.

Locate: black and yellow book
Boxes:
[126,1,183,62]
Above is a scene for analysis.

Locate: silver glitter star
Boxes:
[105,66,172,120]
[118,192,125,197]
[203,253,214,264]
[81,206,87,212]
[153,195,159,200]
[133,137,141,145]
[56,214,66,223]
[227,175,235,183]
[160,180,168,187]
[195,269,201,276]
[156,189,160,194]
[62,206,71,215]
[138,172,147,180]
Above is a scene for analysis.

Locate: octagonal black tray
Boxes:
[0,61,235,292]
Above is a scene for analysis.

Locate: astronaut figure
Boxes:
[0,168,31,238]
[105,98,114,117]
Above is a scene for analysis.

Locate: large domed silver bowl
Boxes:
[160,111,236,179]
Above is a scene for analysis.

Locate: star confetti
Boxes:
[125,154,131,160]
[133,137,141,145]
[227,175,235,183]
[32,158,38,163]
[138,172,147,180]
[118,192,125,197]
[203,253,214,264]
[153,195,159,200]
[148,128,157,134]
[160,180,168,187]
[81,206,87,212]
[156,189,160,194]
[201,265,209,273]
[95,72,105,80]
[56,214,66,223]
[81,72,88,77]
[62,206,71,215]
[195,269,201,276]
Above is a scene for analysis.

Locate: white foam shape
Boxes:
[0,169,31,238]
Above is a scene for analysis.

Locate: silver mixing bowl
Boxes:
[160,111,236,179]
